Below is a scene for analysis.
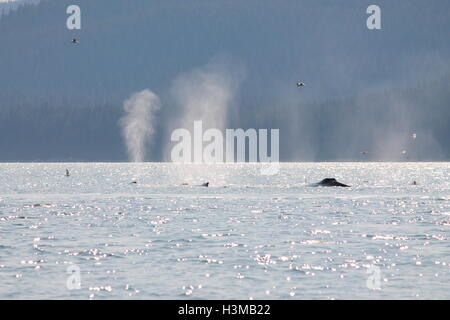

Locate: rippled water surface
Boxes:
[1,162,449,299]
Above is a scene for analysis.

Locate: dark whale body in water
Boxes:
[181,182,209,187]
[312,178,350,187]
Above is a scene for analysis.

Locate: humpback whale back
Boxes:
[312,178,350,187]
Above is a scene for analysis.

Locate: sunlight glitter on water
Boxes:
[0,162,449,299]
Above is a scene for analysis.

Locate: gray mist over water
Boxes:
[262,53,450,162]
[1,0,450,162]
[162,59,244,161]
[172,63,238,130]
[119,89,161,162]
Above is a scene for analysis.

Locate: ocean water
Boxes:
[0,162,449,300]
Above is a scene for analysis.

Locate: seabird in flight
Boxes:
[71,38,80,44]
[296,82,305,87]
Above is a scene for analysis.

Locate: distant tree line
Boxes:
[0,73,449,161]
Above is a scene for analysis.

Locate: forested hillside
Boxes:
[1,0,449,161]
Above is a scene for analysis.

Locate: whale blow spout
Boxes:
[313,178,350,187]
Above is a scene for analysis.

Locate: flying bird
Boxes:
[296,82,305,87]
[71,38,80,44]
[360,151,369,155]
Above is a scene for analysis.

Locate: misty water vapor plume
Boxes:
[120,89,161,162]
[162,59,244,161]
[171,60,243,131]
